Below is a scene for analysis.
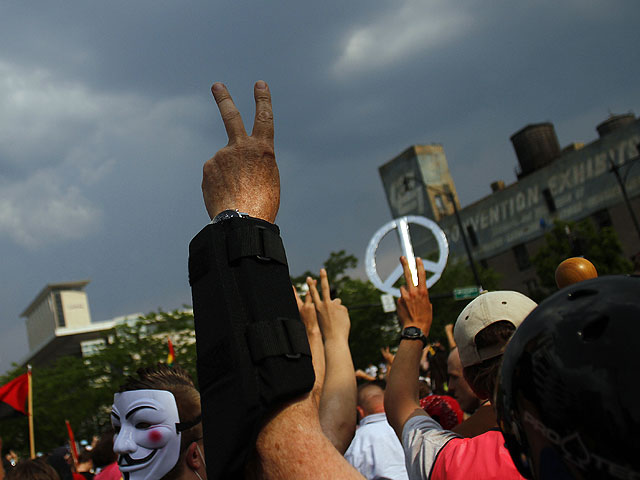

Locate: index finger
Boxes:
[307,277,322,306]
[292,285,303,309]
[211,82,247,142]
[251,80,274,142]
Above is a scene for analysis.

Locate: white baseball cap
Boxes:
[453,291,537,367]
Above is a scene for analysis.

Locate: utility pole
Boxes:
[404,176,482,288]
[608,143,640,244]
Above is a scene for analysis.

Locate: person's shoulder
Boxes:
[94,462,122,480]
[434,430,524,480]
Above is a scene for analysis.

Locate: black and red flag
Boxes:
[0,373,29,419]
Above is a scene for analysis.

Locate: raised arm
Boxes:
[200,82,363,479]
[444,323,456,350]
[294,284,326,401]
[384,256,433,439]
[308,269,358,454]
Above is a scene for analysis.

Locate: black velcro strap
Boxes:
[227,223,287,265]
[246,318,311,363]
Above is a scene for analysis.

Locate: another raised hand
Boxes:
[294,284,326,400]
[203,81,280,222]
[308,268,358,454]
[385,256,433,439]
[444,323,456,349]
[381,346,395,366]
[397,256,433,335]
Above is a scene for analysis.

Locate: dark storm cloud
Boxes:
[1,1,639,372]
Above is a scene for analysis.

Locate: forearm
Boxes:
[445,326,456,350]
[384,340,427,438]
[254,392,364,479]
[319,337,358,454]
[306,328,326,400]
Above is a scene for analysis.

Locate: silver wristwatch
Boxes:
[211,209,250,224]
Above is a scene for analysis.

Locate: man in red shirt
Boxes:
[385,256,536,479]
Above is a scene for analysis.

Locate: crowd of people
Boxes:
[1,81,638,479]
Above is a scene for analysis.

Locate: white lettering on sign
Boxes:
[450,135,640,243]
[548,136,639,195]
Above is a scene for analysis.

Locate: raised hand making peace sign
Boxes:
[202,81,280,223]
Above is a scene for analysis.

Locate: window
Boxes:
[466,225,479,247]
[512,244,531,271]
[542,188,556,213]
[592,209,612,229]
[53,291,65,327]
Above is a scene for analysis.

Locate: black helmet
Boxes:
[496,275,640,479]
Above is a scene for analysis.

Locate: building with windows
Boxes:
[19,281,139,367]
[379,114,640,296]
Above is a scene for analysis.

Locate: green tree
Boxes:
[0,309,197,455]
[531,219,633,293]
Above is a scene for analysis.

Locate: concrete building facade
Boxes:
[19,281,135,368]
[379,115,640,296]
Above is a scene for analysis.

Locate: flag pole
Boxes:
[28,365,35,459]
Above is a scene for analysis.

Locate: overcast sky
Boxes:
[1,1,639,373]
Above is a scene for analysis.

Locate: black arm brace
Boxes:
[188,217,315,479]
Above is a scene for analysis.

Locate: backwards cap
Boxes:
[453,291,537,367]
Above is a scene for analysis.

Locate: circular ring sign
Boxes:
[365,215,449,297]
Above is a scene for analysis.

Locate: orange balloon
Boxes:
[555,257,598,289]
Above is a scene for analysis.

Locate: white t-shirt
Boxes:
[345,413,409,480]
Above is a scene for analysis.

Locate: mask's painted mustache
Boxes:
[118,449,157,468]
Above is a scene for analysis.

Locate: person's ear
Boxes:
[356,405,365,421]
[185,442,203,471]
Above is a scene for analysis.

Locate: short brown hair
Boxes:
[6,458,60,480]
[463,321,516,400]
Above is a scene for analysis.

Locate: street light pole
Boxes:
[405,176,483,288]
[446,188,483,288]
[608,144,640,244]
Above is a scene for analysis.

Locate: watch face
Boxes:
[213,209,240,223]
[403,326,421,337]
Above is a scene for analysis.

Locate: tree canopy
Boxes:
[531,218,633,294]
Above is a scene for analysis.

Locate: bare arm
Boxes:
[384,256,433,439]
[355,369,377,382]
[294,284,326,402]
[308,269,358,454]
[445,323,456,350]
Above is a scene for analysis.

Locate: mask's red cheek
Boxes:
[148,429,164,444]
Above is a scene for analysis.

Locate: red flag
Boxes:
[167,338,175,367]
[0,373,29,419]
[65,420,79,467]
